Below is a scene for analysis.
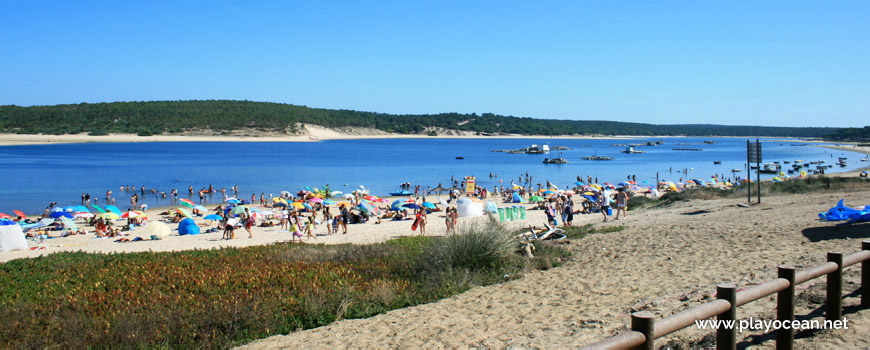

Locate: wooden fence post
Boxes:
[631,311,655,350]
[776,266,796,350]
[716,284,737,350]
[863,241,869,308]
[827,252,843,321]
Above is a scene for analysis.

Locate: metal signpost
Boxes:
[747,139,762,204]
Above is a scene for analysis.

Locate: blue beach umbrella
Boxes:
[422,202,436,209]
[203,214,222,221]
[104,205,122,215]
[401,203,421,210]
[226,198,241,204]
[63,206,77,212]
[51,211,73,219]
[74,205,90,213]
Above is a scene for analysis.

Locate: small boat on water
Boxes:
[713,161,721,165]
[456,156,464,160]
[621,146,645,154]
[582,155,613,161]
[731,168,742,173]
[542,157,569,164]
[861,157,869,162]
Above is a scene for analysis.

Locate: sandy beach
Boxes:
[4,178,869,348]
[233,183,870,349]
[1,198,551,263]
[0,125,642,146]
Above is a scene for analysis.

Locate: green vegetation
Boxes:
[0,223,569,348]
[823,126,870,141]
[0,100,838,137]
[562,224,625,239]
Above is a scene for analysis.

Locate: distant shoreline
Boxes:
[0,128,837,147]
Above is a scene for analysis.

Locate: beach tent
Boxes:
[0,219,28,252]
[177,218,200,236]
[456,198,483,218]
[511,193,525,203]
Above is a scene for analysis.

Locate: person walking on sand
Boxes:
[304,216,317,240]
[288,212,304,243]
[243,207,254,238]
[599,190,611,222]
[614,187,628,220]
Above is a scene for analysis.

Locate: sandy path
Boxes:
[240,187,870,348]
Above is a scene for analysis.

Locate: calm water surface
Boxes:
[0,137,865,214]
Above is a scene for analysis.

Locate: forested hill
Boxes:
[0,100,836,137]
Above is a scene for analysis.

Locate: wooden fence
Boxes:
[583,240,870,349]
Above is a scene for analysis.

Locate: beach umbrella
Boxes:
[120,211,140,219]
[175,208,193,218]
[261,210,275,216]
[100,212,120,220]
[302,203,313,211]
[290,202,304,209]
[542,190,556,196]
[145,221,171,236]
[63,206,77,212]
[358,201,380,216]
[105,205,122,215]
[529,196,544,202]
[91,205,106,213]
[50,211,74,219]
[74,212,94,219]
[422,202,437,209]
[13,210,26,218]
[74,205,90,213]
[250,212,264,219]
[575,181,584,186]
[203,214,222,221]
[50,207,64,213]
[193,205,206,211]
[402,203,421,210]
[309,197,323,203]
[273,202,287,208]
[134,211,148,220]
[323,199,336,205]
[60,216,78,231]
[0,213,10,219]
[273,197,287,204]
[226,198,241,204]
[179,199,195,208]
[230,206,250,215]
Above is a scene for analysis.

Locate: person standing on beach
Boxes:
[339,204,349,234]
[323,206,333,235]
[614,188,628,220]
[599,191,611,222]
[243,208,254,238]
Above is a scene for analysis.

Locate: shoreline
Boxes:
[0,127,839,147]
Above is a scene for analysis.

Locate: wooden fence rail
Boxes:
[583,240,870,349]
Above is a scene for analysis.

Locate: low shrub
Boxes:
[421,221,516,271]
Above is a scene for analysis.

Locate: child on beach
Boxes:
[614,188,628,220]
[323,207,333,235]
[288,213,304,243]
[545,200,557,226]
[304,216,317,240]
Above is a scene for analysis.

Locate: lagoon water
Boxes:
[0,137,866,214]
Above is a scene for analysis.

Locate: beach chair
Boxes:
[520,224,566,241]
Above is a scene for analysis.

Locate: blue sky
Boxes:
[1,1,867,127]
